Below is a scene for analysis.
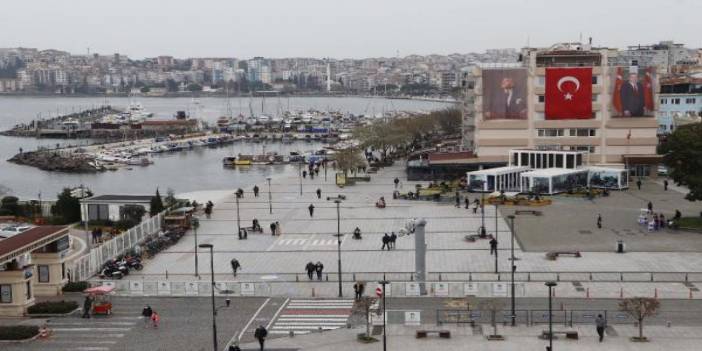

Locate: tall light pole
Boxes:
[545,281,557,351]
[378,279,389,351]
[494,203,499,274]
[193,218,200,277]
[235,195,241,239]
[329,197,344,297]
[266,177,272,214]
[298,162,303,196]
[479,192,486,237]
[199,243,218,351]
[508,215,516,327]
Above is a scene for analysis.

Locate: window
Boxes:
[631,60,639,66]
[537,76,545,86]
[88,204,109,221]
[38,265,50,283]
[538,95,545,103]
[569,128,596,137]
[592,94,598,102]
[660,98,667,104]
[538,129,564,137]
[26,281,31,300]
[555,154,564,167]
[0,284,11,303]
[686,98,696,104]
[62,263,66,280]
[672,98,681,105]
[591,76,598,84]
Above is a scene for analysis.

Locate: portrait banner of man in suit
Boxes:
[612,66,655,117]
[482,68,527,120]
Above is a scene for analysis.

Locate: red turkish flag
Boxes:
[545,68,593,119]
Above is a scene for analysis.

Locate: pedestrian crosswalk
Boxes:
[269,299,354,335]
[32,316,137,351]
[276,238,337,246]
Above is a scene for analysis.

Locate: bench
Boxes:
[540,330,579,340]
[546,251,582,261]
[515,210,542,216]
[416,330,451,339]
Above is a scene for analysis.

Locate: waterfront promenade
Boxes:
[122,163,702,299]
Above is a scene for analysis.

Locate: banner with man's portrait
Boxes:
[611,66,655,117]
[482,68,527,120]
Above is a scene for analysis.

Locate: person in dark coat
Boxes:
[229,344,242,351]
[308,204,315,217]
[253,185,259,197]
[664,179,669,191]
[315,261,324,280]
[595,314,606,342]
[489,238,497,255]
[236,188,244,198]
[254,325,268,350]
[305,262,315,280]
[381,233,390,250]
[389,232,397,249]
[465,197,470,209]
[316,188,322,199]
[141,305,153,327]
[647,201,653,213]
[394,178,399,189]
[597,214,602,229]
[82,295,93,318]
[302,170,307,178]
[636,179,642,190]
[455,192,460,208]
[230,258,241,277]
[270,222,277,236]
[353,282,365,300]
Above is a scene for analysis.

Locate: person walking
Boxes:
[305,262,315,280]
[389,232,397,249]
[316,188,322,199]
[489,237,497,255]
[236,188,244,198]
[595,314,606,342]
[636,179,642,190]
[230,258,241,277]
[151,311,160,329]
[381,233,390,250]
[275,221,282,235]
[141,305,153,327]
[308,204,315,217]
[455,191,461,208]
[597,214,602,229]
[82,295,93,318]
[465,197,470,209]
[302,170,307,179]
[315,261,324,280]
[353,282,365,300]
[394,178,399,189]
[663,179,669,191]
[254,325,268,351]
[647,201,653,213]
[253,185,259,197]
[270,222,277,236]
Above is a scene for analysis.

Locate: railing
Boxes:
[69,212,164,282]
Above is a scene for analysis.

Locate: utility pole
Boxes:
[508,215,516,327]
[266,177,272,214]
[494,204,499,274]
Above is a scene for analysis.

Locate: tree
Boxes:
[186,83,203,92]
[150,189,164,216]
[51,188,81,224]
[619,297,660,341]
[0,196,20,216]
[434,108,462,134]
[164,188,177,208]
[119,205,146,226]
[334,148,366,177]
[165,79,179,92]
[140,86,150,94]
[661,123,702,201]
[479,299,505,340]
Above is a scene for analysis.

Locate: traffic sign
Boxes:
[376,286,383,297]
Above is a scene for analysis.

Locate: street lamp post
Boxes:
[479,192,486,237]
[508,215,516,326]
[329,198,344,297]
[494,203,499,274]
[193,218,200,277]
[266,177,272,214]
[545,281,557,351]
[298,162,303,196]
[378,279,389,351]
[235,195,241,239]
[199,243,220,351]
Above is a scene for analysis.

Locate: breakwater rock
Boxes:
[8,151,101,173]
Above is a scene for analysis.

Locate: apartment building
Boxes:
[657,73,702,134]
[466,42,661,177]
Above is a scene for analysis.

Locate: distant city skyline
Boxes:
[0,0,699,59]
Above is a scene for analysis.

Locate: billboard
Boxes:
[545,68,593,120]
[482,68,527,120]
[611,66,655,117]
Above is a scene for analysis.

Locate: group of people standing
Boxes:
[381,232,397,250]
[305,261,324,280]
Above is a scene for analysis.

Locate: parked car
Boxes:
[0,224,33,239]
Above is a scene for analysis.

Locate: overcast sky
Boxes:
[1,0,698,59]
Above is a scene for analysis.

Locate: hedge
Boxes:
[27,301,78,315]
[62,281,89,292]
[0,326,39,340]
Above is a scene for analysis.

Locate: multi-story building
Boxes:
[657,73,702,134]
[611,40,697,74]
[464,42,661,178]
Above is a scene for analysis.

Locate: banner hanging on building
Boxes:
[545,68,593,119]
[611,66,655,117]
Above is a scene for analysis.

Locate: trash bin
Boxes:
[616,240,624,253]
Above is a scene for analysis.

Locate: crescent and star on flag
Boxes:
[557,76,580,101]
